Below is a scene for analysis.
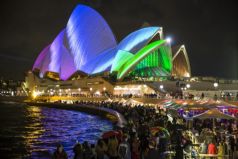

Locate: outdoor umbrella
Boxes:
[102,130,120,139]
[150,126,170,138]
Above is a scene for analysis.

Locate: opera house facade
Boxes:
[25,4,191,96]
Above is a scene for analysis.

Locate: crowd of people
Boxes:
[52,101,191,159]
[48,100,238,159]
[193,119,238,158]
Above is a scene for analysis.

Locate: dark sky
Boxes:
[0,0,237,80]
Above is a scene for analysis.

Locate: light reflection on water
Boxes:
[0,103,113,158]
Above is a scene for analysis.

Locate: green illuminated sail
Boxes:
[110,50,133,72]
[117,40,171,80]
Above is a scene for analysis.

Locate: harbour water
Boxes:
[0,102,113,158]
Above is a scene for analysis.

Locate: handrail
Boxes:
[198,154,229,158]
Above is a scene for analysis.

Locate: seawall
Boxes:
[0,96,28,102]
[25,102,127,128]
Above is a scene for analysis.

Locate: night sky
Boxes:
[0,0,237,80]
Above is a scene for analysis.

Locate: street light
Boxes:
[160,85,164,89]
[103,87,106,91]
[186,84,191,89]
[213,82,219,100]
[213,82,218,88]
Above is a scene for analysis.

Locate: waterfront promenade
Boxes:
[0,95,238,158]
[26,98,237,158]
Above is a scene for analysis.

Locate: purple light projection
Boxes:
[33,45,50,72]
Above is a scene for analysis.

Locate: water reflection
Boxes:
[0,103,113,158]
[24,106,45,157]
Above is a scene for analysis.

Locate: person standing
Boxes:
[131,136,140,159]
[199,140,208,154]
[96,139,108,159]
[53,144,68,159]
[107,136,119,159]
[217,142,225,159]
[118,135,131,159]
[225,138,231,158]
[174,132,184,159]
[207,141,217,155]
[82,141,94,159]
[73,142,83,159]
[230,136,235,158]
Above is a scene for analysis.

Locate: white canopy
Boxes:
[124,98,142,105]
[119,98,127,103]
[105,98,113,102]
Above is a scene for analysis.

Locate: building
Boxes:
[24,4,193,97]
[0,78,25,96]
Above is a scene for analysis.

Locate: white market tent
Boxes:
[124,98,142,105]
[105,98,113,102]
[119,98,127,103]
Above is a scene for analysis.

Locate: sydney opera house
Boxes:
[24,4,191,96]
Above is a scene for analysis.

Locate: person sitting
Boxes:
[53,144,68,159]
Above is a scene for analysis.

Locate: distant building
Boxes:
[0,79,25,96]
